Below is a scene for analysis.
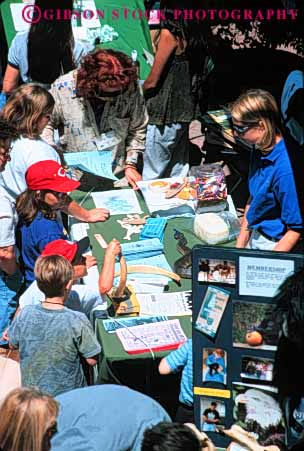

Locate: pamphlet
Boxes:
[116,319,187,354]
[195,286,230,338]
[103,315,168,333]
[137,291,192,316]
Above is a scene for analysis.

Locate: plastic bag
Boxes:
[193,163,227,213]
[193,211,240,245]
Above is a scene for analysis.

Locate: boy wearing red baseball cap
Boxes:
[18,237,121,320]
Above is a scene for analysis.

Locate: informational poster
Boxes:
[238,256,294,297]
[192,245,304,449]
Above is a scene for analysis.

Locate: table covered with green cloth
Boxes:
[71,187,235,393]
[0,0,153,80]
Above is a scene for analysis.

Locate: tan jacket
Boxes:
[42,70,148,178]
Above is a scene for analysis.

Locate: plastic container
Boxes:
[194,163,227,213]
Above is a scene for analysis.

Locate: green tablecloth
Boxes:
[71,187,235,386]
[0,0,153,80]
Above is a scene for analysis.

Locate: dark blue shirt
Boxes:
[18,212,64,284]
[247,139,303,241]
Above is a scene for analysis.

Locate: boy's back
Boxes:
[8,304,101,397]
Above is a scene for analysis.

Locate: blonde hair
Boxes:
[230,89,282,152]
[35,255,73,298]
[1,84,54,139]
[0,387,59,451]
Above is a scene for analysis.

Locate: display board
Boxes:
[192,245,304,448]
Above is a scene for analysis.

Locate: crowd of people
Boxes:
[0,0,304,449]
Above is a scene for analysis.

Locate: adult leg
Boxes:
[143,123,189,180]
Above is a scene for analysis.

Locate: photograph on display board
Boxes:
[198,259,236,285]
[200,398,226,432]
[232,383,285,445]
[202,348,227,386]
[232,301,280,351]
[241,356,274,383]
[195,286,230,338]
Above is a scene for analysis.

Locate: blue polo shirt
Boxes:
[247,139,303,241]
[18,212,65,285]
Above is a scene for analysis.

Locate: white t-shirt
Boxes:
[0,137,60,202]
[19,279,107,320]
[0,186,17,247]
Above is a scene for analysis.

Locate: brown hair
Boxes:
[76,49,138,98]
[16,190,57,225]
[0,116,19,143]
[0,387,58,451]
[35,255,73,298]
[230,89,282,152]
[2,84,55,139]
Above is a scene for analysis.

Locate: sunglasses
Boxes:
[232,123,258,134]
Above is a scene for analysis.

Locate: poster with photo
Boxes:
[238,256,294,297]
[200,398,226,432]
[198,259,236,285]
[202,348,227,386]
[232,301,280,351]
[195,287,230,338]
[241,356,274,383]
[232,383,285,444]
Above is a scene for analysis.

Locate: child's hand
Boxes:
[106,239,121,257]
[85,255,97,269]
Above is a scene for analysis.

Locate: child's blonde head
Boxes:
[35,254,73,298]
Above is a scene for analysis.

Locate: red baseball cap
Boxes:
[41,237,90,262]
[25,160,80,192]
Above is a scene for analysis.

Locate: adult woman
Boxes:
[16,159,80,286]
[142,0,211,180]
[0,84,109,222]
[2,0,91,94]
[231,89,303,251]
[0,387,58,451]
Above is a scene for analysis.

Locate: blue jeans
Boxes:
[0,269,23,345]
[143,123,190,180]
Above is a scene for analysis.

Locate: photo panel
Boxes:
[232,301,280,351]
[200,397,226,432]
[240,356,274,384]
[202,347,227,386]
[198,259,236,285]
[232,382,285,443]
[195,286,230,338]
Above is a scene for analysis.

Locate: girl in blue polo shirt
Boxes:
[231,89,303,251]
[16,160,80,286]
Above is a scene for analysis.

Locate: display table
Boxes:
[70,186,236,397]
[0,0,153,80]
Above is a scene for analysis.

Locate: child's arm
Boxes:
[159,357,173,375]
[98,239,122,294]
[85,355,99,366]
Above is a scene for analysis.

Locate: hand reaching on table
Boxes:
[86,208,110,223]
[125,166,142,190]
[106,239,121,258]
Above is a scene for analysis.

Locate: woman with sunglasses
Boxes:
[0,84,109,222]
[231,89,303,251]
[0,387,58,451]
[16,160,82,287]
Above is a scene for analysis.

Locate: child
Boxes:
[8,255,101,397]
[159,338,193,423]
[19,238,121,320]
[16,159,80,286]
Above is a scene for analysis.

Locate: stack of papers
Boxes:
[137,177,196,218]
[121,238,163,261]
[103,315,168,333]
[137,291,192,316]
[116,319,187,354]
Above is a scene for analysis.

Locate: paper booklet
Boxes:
[116,319,187,354]
[103,315,168,333]
[137,291,192,316]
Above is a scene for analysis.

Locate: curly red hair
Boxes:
[77,49,138,97]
